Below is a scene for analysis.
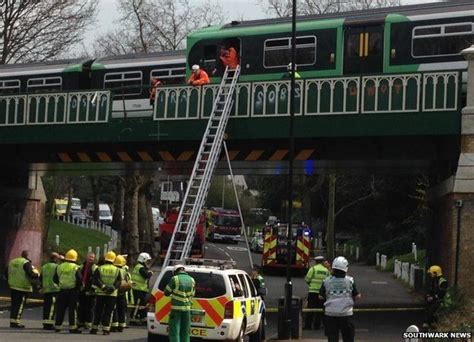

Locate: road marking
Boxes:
[226,246,248,251]
[356,328,370,333]
[225,252,230,257]
[371,281,388,285]
[218,247,225,252]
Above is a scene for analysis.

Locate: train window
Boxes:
[346,34,360,58]
[150,67,186,85]
[264,36,316,68]
[412,22,474,58]
[104,71,142,97]
[368,32,383,56]
[0,79,20,94]
[27,77,62,92]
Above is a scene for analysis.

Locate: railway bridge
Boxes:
[1,47,474,297]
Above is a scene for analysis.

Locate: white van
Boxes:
[86,203,113,225]
[70,197,81,211]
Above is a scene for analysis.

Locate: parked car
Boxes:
[69,209,86,221]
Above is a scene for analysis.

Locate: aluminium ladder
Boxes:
[162,65,241,268]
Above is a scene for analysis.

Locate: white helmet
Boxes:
[174,264,185,273]
[138,252,152,263]
[332,256,349,272]
[192,64,200,71]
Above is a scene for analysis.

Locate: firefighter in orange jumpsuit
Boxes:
[219,46,239,69]
[188,65,210,86]
[149,78,161,106]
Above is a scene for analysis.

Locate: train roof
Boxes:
[91,50,186,70]
[0,58,93,77]
[189,0,474,39]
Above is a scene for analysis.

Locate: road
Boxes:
[0,240,424,341]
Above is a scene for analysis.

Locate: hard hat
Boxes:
[138,252,152,263]
[104,251,117,263]
[287,62,297,71]
[427,265,442,277]
[174,264,185,273]
[64,249,78,262]
[332,256,349,272]
[192,64,200,71]
[114,255,127,267]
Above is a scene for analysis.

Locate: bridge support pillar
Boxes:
[429,45,474,293]
[0,169,46,275]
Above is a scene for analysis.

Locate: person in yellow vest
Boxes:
[111,254,132,332]
[304,255,330,330]
[90,251,122,335]
[6,250,39,328]
[40,252,61,330]
[130,252,153,325]
[425,265,449,327]
[77,251,97,329]
[53,249,82,333]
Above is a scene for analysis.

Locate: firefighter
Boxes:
[130,252,153,325]
[304,255,330,330]
[40,252,60,330]
[164,264,196,342]
[219,45,239,70]
[425,265,449,326]
[149,77,162,106]
[319,256,361,342]
[111,254,132,332]
[6,250,39,328]
[54,249,82,334]
[284,62,301,79]
[78,251,97,329]
[90,251,121,335]
[188,64,210,87]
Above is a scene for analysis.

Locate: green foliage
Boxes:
[384,249,426,272]
[368,236,413,265]
[45,219,110,263]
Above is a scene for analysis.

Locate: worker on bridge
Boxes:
[188,64,209,87]
[304,255,330,330]
[130,252,153,325]
[319,256,361,342]
[40,252,61,330]
[6,250,39,328]
[165,264,196,342]
[219,45,239,70]
[54,249,82,334]
[425,265,449,327]
[149,77,162,106]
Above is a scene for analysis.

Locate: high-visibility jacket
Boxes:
[41,262,59,294]
[131,264,149,292]
[117,267,131,296]
[95,264,120,297]
[8,257,32,292]
[188,70,210,86]
[220,47,239,69]
[164,272,195,311]
[323,275,355,317]
[57,262,80,290]
[305,264,330,293]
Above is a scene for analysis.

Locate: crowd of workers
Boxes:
[6,249,154,335]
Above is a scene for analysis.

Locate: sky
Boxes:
[84,0,440,49]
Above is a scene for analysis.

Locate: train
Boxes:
[0,0,472,118]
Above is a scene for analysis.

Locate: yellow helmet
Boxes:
[427,265,442,277]
[104,251,117,263]
[65,249,78,262]
[114,255,126,267]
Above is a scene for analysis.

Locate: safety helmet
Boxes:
[114,255,126,267]
[287,62,297,72]
[332,256,349,272]
[427,265,442,278]
[104,251,117,263]
[174,264,185,273]
[192,64,200,72]
[138,252,152,263]
[64,249,78,262]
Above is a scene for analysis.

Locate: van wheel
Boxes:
[249,320,264,342]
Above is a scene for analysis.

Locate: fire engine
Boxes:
[261,223,311,273]
[206,208,242,244]
[159,208,206,260]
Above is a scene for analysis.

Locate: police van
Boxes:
[147,259,265,342]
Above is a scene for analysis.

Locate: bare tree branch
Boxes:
[335,175,376,217]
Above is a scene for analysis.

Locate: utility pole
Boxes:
[327,173,336,260]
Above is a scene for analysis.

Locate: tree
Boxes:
[94,0,224,56]
[122,173,142,263]
[258,0,401,17]
[0,0,98,64]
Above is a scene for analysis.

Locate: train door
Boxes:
[344,24,384,74]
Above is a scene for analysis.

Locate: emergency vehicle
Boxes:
[159,208,206,260]
[261,223,311,273]
[147,259,265,342]
[206,208,241,244]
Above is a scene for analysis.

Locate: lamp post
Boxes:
[284,0,297,338]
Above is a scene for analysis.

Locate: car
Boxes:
[250,232,263,253]
[147,259,266,342]
[69,209,86,222]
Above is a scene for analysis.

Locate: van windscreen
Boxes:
[158,270,226,298]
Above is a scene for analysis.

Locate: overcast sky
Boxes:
[85,0,439,48]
